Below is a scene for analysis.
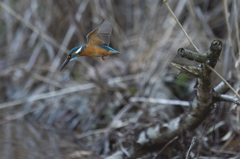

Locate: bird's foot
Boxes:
[102,54,108,61]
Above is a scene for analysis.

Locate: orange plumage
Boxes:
[60,20,121,71]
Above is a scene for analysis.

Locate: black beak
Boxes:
[59,58,70,71]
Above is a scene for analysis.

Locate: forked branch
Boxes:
[105,40,224,159]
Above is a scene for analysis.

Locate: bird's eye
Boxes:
[67,55,71,59]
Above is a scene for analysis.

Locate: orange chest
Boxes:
[80,45,108,57]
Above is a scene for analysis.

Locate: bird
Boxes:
[59,20,121,71]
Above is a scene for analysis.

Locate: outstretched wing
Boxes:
[86,20,112,46]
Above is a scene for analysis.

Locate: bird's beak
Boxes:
[59,57,70,71]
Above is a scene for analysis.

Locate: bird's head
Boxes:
[59,46,83,71]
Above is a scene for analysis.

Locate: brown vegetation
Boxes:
[0,0,240,158]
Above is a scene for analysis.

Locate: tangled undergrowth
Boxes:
[0,0,240,158]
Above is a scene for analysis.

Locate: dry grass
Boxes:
[0,0,239,158]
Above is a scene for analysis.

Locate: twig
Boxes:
[206,64,240,99]
[105,151,124,159]
[0,99,26,110]
[223,0,233,49]
[76,128,109,139]
[0,108,38,125]
[119,138,130,158]
[154,136,178,159]
[218,133,235,155]
[163,0,200,54]
[214,94,240,105]
[177,48,207,63]
[186,136,196,159]
[234,0,240,60]
[210,148,237,155]
[214,81,231,94]
[206,121,225,135]
[130,97,190,107]
[110,104,133,127]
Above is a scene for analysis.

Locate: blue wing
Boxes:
[86,20,112,46]
[98,45,121,53]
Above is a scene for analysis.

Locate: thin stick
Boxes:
[186,137,196,159]
[119,138,131,157]
[76,128,109,139]
[223,0,237,61]
[154,136,178,159]
[234,0,240,63]
[163,0,240,99]
[130,97,190,106]
[0,108,38,125]
[163,0,200,54]
[224,0,232,48]
[218,133,235,155]
[206,64,240,99]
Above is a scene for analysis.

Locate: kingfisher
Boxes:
[59,20,121,71]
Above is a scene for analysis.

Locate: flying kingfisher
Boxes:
[59,20,121,71]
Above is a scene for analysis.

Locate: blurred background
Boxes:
[0,0,240,158]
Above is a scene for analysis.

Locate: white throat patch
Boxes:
[76,46,82,53]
